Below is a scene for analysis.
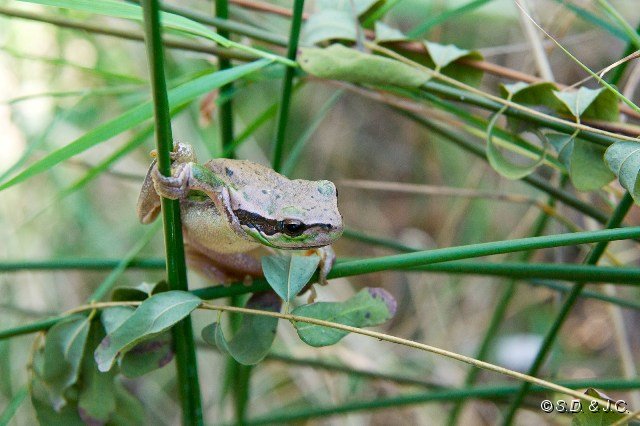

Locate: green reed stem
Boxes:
[330,226,640,278]
[0,387,28,425]
[245,378,640,425]
[272,0,305,172]
[141,0,203,423]
[216,0,235,157]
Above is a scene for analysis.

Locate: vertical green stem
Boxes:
[271,0,305,172]
[0,386,28,425]
[216,0,235,157]
[141,1,203,424]
[502,192,634,424]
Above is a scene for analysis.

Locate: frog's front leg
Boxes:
[149,161,246,237]
[137,143,198,224]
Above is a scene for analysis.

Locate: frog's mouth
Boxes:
[233,209,338,248]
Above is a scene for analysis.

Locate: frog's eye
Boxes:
[280,219,305,236]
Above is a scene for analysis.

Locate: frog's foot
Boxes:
[150,142,197,164]
[151,162,193,200]
[304,245,336,286]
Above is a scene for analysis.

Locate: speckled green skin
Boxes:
[136,143,343,283]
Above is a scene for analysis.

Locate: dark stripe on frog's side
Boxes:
[234,209,281,235]
[233,209,333,237]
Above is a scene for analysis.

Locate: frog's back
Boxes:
[204,158,287,189]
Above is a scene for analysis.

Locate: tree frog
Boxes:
[137,143,343,287]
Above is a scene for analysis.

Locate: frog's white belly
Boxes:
[181,201,259,254]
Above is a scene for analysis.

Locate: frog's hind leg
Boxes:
[185,243,263,285]
[137,160,162,224]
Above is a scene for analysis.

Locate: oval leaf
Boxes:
[548,133,614,191]
[571,388,626,426]
[293,287,397,347]
[302,9,357,46]
[100,306,135,334]
[500,82,563,111]
[605,141,640,202]
[111,281,168,302]
[554,87,619,121]
[78,321,116,425]
[201,292,281,365]
[424,41,473,69]
[94,291,201,372]
[41,315,91,410]
[110,381,146,425]
[375,22,408,43]
[262,254,320,302]
[100,305,174,377]
[120,333,174,378]
[298,44,429,89]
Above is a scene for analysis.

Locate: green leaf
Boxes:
[109,381,146,426]
[100,307,135,334]
[424,41,473,69]
[100,304,175,377]
[374,21,408,43]
[392,40,482,86]
[554,87,619,121]
[425,41,483,86]
[501,82,564,111]
[111,281,168,302]
[262,254,320,302]
[548,133,614,191]
[94,291,201,372]
[302,10,357,46]
[298,44,429,89]
[0,59,271,191]
[30,342,84,425]
[500,82,564,133]
[571,388,626,426]
[120,332,173,378]
[293,287,396,347]
[40,315,91,410]
[78,321,116,425]
[201,292,281,365]
[486,108,548,179]
[31,380,84,426]
[605,141,640,202]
